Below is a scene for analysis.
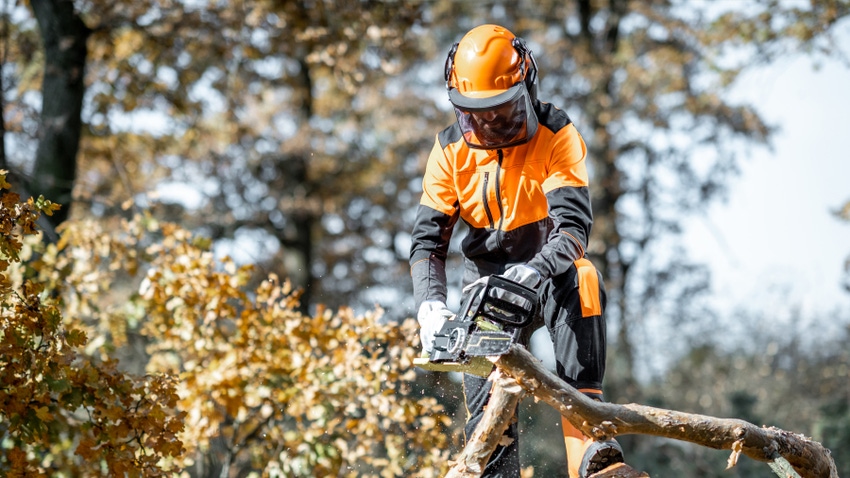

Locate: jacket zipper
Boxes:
[482,171,494,228]
[495,149,505,250]
[481,150,505,235]
[495,150,505,231]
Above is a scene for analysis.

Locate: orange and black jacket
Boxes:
[410,100,593,307]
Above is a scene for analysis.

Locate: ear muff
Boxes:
[512,37,538,101]
[443,41,459,87]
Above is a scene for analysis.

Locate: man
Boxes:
[409,24,624,478]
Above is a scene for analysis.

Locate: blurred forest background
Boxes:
[2,0,850,477]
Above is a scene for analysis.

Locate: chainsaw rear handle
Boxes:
[460,275,537,328]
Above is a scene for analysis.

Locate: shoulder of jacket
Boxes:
[535,100,573,134]
[437,123,463,150]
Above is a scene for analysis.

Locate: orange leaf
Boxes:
[76,437,98,460]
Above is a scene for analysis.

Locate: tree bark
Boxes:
[0,24,6,172]
[491,345,838,478]
[444,370,525,478]
[29,0,90,229]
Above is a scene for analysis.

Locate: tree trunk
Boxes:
[573,0,639,400]
[486,345,838,478]
[0,29,6,172]
[29,0,89,229]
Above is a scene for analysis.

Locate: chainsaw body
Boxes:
[423,275,537,371]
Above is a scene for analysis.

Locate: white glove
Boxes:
[501,264,542,289]
[417,300,454,353]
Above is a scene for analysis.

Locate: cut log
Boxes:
[444,369,525,478]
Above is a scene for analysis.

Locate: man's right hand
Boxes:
[417,300,454,353]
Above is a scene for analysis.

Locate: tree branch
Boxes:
[492,345,838,478]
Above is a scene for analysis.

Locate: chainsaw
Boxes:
[413,275,537,377]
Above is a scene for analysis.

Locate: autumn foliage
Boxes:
[0,174,453,476]
[0,173,185,476]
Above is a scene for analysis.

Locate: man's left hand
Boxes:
[500,264,541,289]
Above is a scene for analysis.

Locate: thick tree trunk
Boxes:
[486,345,838,478]
[29,0,89,229]
[0,43,6,172]
[573,0,640,402]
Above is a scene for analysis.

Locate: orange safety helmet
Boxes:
[444,24,538,100]
[444,25,540,149]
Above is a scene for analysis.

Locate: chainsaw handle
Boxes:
[460,275,537,328]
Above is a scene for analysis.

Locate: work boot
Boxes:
[578,439,624,477]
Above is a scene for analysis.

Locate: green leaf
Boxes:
[48,377,71,394]
[34,195,62,216]
[65,329,87,348]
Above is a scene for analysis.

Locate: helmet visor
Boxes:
[449,83,538,150]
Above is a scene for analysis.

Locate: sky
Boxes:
[682,42,850,326]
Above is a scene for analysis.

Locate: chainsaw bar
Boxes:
[412,356,494,378]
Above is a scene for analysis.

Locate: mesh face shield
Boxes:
[449,83,538,150]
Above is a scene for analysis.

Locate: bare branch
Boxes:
[491,345,838,478]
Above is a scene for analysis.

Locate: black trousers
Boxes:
[461,260,608,478]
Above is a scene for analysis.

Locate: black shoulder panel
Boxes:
[535,100,572,134]
[438,123,463,149]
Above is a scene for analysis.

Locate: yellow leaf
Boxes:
[35,405,54,422]
[113,29,144,61]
